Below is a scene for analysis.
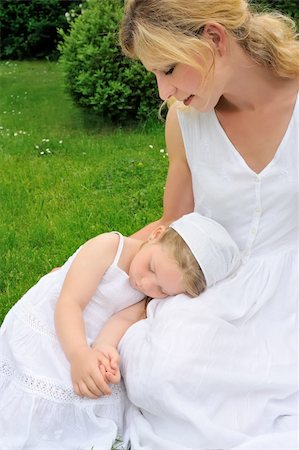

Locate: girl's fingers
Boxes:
[91,370,112,395]
[106,368,121,384]
[77,380,98,399]
[96,353,112,372]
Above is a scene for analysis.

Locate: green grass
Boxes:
[0,60,167,322]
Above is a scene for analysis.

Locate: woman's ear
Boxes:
[148,225,167,242]
[202,23,227,56]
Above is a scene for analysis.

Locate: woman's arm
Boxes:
[131,103,194,240]
[55,232,119,398]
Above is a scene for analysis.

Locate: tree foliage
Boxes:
[0,0,82,60]
[59,0,159,124]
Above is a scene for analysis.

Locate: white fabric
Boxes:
[171,212,241,287]
[120,94,299,449]
[0,232,144,450]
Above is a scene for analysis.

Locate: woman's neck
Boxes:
[219,41,299,112]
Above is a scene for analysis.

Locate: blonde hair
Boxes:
[158,227,207,298]
[120,0,299,81]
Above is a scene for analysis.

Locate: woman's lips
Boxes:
[183,95,194,106]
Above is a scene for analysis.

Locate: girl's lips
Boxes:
[183,95,194,106]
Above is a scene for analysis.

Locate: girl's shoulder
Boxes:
[78,232,123,270]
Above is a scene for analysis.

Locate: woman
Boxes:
[118,0,298,448]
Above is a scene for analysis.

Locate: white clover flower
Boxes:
[40,151,45,155]
[35,145,39,149]
[59,140,63,144]
[160,149,165,153]
[149,144,153,149]
[65,12,70,18]
[13,132,18,136]
[46,149,51,153]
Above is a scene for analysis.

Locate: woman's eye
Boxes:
[164,65,176,76]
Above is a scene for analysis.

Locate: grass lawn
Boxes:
[0,60,167,322]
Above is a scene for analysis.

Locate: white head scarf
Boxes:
[170,212,240,287]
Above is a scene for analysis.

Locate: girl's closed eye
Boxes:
[149,262,155,273]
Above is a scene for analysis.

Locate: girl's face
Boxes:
[129,241,185,299]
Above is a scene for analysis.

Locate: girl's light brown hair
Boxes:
[120,0,299,82]
[158,227,207,298]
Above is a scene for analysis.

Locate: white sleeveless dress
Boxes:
[120,95,298,449]
[0,233,144,450]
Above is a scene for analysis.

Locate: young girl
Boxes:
[0,212,240,450]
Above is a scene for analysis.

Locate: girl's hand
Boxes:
[92,342,121,385]
[70,346,113,398]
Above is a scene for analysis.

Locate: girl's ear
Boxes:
[202,23,227,56]
[148,225,167,242]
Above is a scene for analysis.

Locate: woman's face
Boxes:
[145,25,231,112]
[152,56,228,112]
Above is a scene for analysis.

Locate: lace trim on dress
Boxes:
[0,358,124,405]
[14,305,58,341]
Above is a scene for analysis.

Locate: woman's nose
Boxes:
[155,73,176,101]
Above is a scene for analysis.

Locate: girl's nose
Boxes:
[140,275,154,295]
[155,73,176,101]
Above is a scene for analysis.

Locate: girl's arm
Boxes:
[93,300,146,349]
[92,301,146,384]
[55,232,120,398]
[131,103,194,240]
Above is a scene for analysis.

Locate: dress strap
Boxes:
[111,232,124,266]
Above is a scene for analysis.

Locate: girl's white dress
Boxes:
[0,233,144,450]
[120,95,298,449]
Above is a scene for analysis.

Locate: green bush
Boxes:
[59,0,160,124]
[0,0,82,60]
[253,0,299,26]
